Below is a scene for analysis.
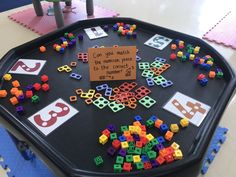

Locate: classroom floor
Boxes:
[0,0,235,177]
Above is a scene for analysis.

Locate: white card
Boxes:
[163,92,211,126]
[28,98,78,136]
[144,34,172,50]
[9,59,46,75]
[84,26,108,39]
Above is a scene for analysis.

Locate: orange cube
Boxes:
[12,80,20,88]
[0,90,7,98]
[10,96,18,105]
[133,121,141,126]
[155,119,163,128]
[165,131,174,141]
[15,90,23,97]
[10,88,19,95]
[209,71,216,79]
[39,46,46,52]
[199,58,205,64]
[171,44,177,50]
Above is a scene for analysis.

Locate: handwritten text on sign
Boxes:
[88,46,136,81]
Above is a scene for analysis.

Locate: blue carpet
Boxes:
[0,0,32,12]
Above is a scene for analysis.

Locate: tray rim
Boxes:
[0,17,235,177]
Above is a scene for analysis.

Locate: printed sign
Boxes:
[163,92,211,126]
[28,98,78,136]
[9,59,46,75]
[144,34,172,50]
[88,46,136,81]
[84,26,108,39]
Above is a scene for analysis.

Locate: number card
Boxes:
[163,92,211,126]
[28,98,78,136]
[9,59,46,75]
[84,26,108,40]
[144,34,172,50]
[88,46,136,81]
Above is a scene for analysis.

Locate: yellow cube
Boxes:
[179,40,184,45]
[121,141,129,149]
[170,124,179,133]
[207,60,214,66]
[3,74,12,81]
[63,41,68,46]
[177,51,183,58]
[146,133,154,141]
[133,155,141,163]
[55,45,61,51]
[180,118,189,128]
[133,126,141,134]
[189,54,195,60]
[174,149,183,160]
[171,142,180,150]
[129,126,135,134]
[99,134,108,145]
[194,46,200,54]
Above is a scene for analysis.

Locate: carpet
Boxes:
[8,0,119,35]
[203,11,236,50]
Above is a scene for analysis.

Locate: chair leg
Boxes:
[53,2,64,28]
[86,0,94,16]
[32,0,43,16]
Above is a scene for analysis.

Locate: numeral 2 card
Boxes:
[28,98,78,136]
[84,26,108,39]
[9,59,46,75]
[144,34,172,50]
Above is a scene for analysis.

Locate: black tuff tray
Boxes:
[0,18,235,177]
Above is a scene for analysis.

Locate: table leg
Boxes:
[86,0,94,16]
[32,0,43,16]
[53,2,64,28]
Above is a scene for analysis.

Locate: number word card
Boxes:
[144,34,172,50]
[88,46,136,81]
[163,92,211,126]
[28,98,78,136]
[9,59,46,75]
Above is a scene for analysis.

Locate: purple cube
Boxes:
[26,84,34,91]
[132,32,137,39]
[78,34,83,41]
[155,143,164,151]
[118,149,126,157]
[16,106,24,115]
[107,146,116,157]
[150,160,158,168]
[107,124,116,133]
[18,94,25,102]
[133,134,140,141]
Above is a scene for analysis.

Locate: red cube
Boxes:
[126,136,134,142]
[25,90,33,98]
[41,74,49,82]
[42,83,50,92]
[112,139,121,150]
[165,154,174,163]
[123,162,132,172]
[102,129,110,138]
[156,155,165,165]
[135,141,143,148]
[143,162,152,170]
[33,83,41,91]
[197,74,206,81]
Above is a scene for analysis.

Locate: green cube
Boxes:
[134,147,142,155]
[141,147,148,155]
[114,164,122,173]
[181,55,187,62]
[146,119,154,128]
[150,139,159,146]
[128,141,135,147]
[110,133,117,141]
[126,155,133,163]
[31,95,39,103]
[146,142,153,150]
[94,156,103,166]
[136,162,144,170]
[127,146,135,155]
[217,72,223,78]
[116,156,124,164]
[120,125,128,133]
[187,48,193,54]
[147,150,157,160]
